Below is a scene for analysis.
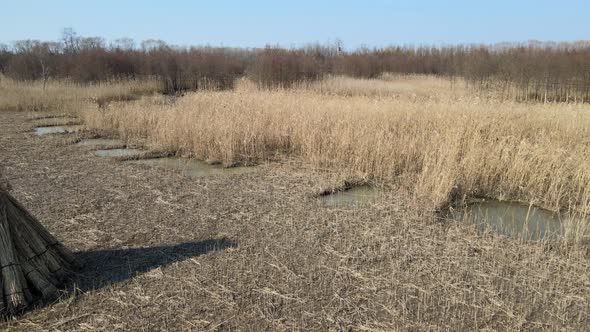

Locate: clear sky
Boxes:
[1,0,589,49]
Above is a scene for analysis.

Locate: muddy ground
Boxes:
[1,111,589,331]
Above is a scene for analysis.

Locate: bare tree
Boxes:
[0,43,10,78]
[35,42,59,90]
[112,38,135,51]
[78,37,105,50]
[61,27,79,54]
[141,39,168,52]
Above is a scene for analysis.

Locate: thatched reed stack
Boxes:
[0,173,79,316]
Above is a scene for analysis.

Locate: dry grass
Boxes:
[0,76,159,114]
[81,78,590,239]
[301,74,466,99]
[284,74,467,101]
[3,75,588,235]
[0,108,589,330]
[1,82,590,330]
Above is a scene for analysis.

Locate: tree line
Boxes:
[1,29,589,101]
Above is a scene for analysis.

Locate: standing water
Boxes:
[35,125,83,135]
[319,185,379,206]
[125,157,255,177]
[451,200,562,240]
[94,149,145,158]
[77,138,124,147]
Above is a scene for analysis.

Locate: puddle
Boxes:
[77,138,125,147]
[34,125,83,135]
[450,200,562,240]
[125,157,255,177]
[319,185,379,206]
[94,149,145,158]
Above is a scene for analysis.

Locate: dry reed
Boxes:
[0,76,159,114]
[1,105,590,329]
[0,173,80,316]
[79,78,590,240]
[3,76,588,239]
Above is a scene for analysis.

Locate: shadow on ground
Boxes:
[0,238,234,320]
[72,238,235,292]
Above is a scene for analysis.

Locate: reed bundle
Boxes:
[0,175,79,316]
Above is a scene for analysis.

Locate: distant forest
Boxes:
[1,29,589,102]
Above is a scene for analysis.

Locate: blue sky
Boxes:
[1,0,588,48]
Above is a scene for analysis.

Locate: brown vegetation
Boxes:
[1,62,590,329]
[0,76,159,113]
[0,173,79,316]
[1,110,589,330]
[2,31,590,101]
[78,77,590,243]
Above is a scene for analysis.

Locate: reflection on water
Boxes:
[451,200,562,240]
[319,185,379,206]
[125,157,255,177]
[77,138,124,147]
[95,149,145,158]
[35,126,83,135]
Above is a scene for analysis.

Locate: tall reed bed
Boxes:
[0,76,159,113]
[82,80,590,231]
[302,74,466,99]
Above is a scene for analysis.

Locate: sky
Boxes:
[1,0,589,49]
